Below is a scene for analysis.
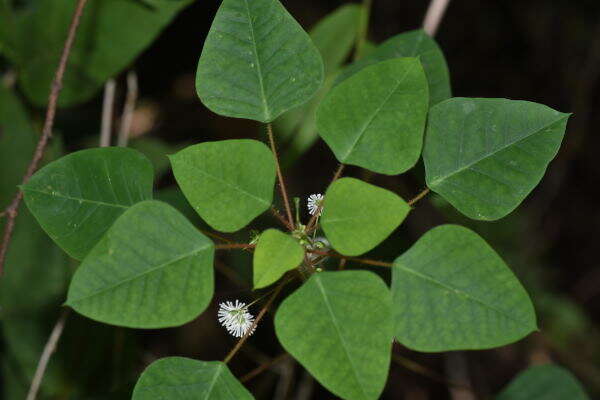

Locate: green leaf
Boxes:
[22,147,154,260]
[253,229,304,289]
[310,4,361,76]
[423,98,570,220]
[7,0,191,107]
[321,178,410,256]
[66,200,214,328]
[275,271,392,400]
[0,85,37,209]
[132,357,254,400]
[336,29,451,106]
[170,139,276,232]
[391,224,537,352]
[275,4,361,164]
[316,58,429,175]
[196,0,324,122]
[497,364,589,400]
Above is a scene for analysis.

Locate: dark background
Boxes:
[5,0,600,398]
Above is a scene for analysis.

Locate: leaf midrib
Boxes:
[243,0,270,121]
[314,276,369,399]
[191,165,270,206]
[340,61,416,161]
[68,243,212,305]
[23,187,130,209]
[394,262,533,328]
[428,114,568,187]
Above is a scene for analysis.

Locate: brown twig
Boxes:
[240,353,290,383]
[26,309,70,400]
[306,164,344,233]
[100,78,116,147]
[392,353,473,392]
[306,249,392,268]
[266,123,295,230]
[215,243,255,250]
[223,280,286,364]
[271,206,293,231]
[117,71,138,147]
[408,187,430,207]
[423,0,451,37]
[198,229,235,244]
[0,0,89,277]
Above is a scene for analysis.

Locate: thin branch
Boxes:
[26,309,70,400]
[223,280,286,364]
[408,188,430,206]
[423,0,451,37]
[199,229,235,244]
[306,164,344,233]
[117,70,139,147]
[392,353,473,391]
[271,206,293,230]
[306,249,392,268]
[240,353,290,383]
[0,0,89,277]
[215,243,255,250]
[100,78,117,147]
[267,123,295,230]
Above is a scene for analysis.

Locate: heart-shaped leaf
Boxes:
[317,58,429,174]
[423,98,570,220]
[66,201,214,328]
[253,229,304,289]
[132,357,254,400]
[321,178,410,256]
[336,29,451,106]
[392,224,537,351]
[497,364,589,400]
[22,147,154,260]
[170,139,276,232]
[196,0,324,122]
[275,270,392,400]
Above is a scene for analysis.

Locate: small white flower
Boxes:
[307,193,324,216]
[218,300,256,338]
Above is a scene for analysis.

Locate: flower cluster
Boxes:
[217,300,256,338]
[307,193,324,216]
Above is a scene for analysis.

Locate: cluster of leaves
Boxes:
[0,0,589,399]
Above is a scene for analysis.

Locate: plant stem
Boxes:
[306,249,392,267]
[306,164,344,233]
[0,0,89,277]
[266,123,295,230]
[408,188,430,206]
[26,309,70,400]
[271,206,293,230]
[215,243,255,250]
[355,0,373,61]
[423,0,451,37]
[117,70,138,147]
[223,280,286,364]
[100,78,117,147]
[240,353,290,383]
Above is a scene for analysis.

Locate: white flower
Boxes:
[218,300,256,338]
[307,193,324,216]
